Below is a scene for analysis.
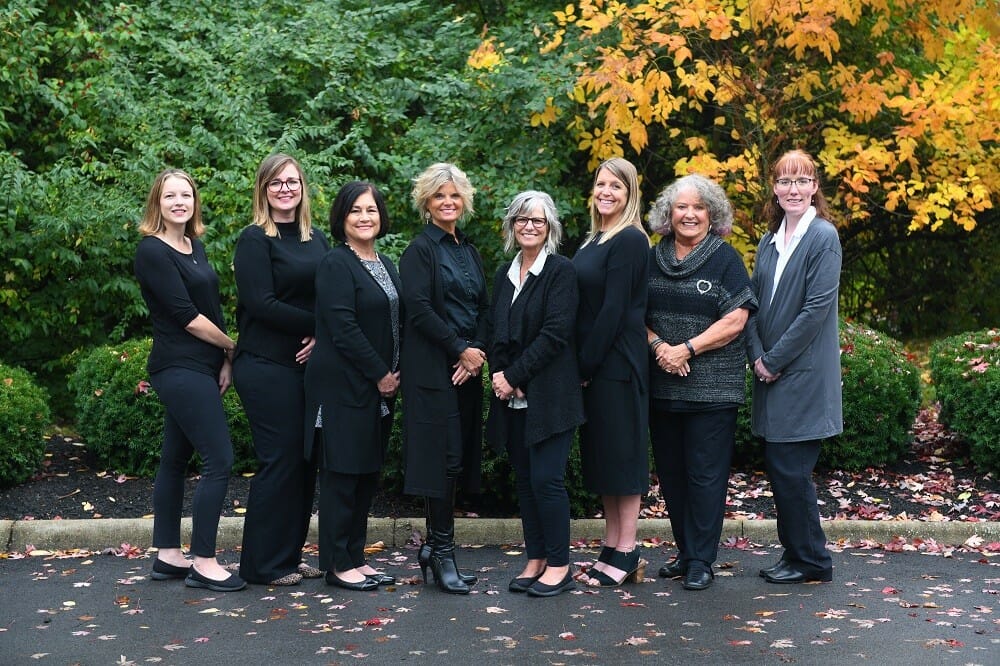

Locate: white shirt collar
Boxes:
[769,206,817,249]
[507,247,549,286]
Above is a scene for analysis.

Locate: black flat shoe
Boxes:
[681,562,714,591]
[151,558,191,580]
[764,567,832,584]
[758,558,789,578]
[325,571,378,591]
[527,571,575,598]
[658,558,687,578]
[508,574,542,593]
[184,567,246,592]
[366,572,396,586]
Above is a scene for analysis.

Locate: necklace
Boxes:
[345,242,378,262]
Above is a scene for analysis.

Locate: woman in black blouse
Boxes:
[134,169,245,592]
[486,191,584,598]
[573,157,651,587]
[304,182,401,592]
[400,163,487,594]
[233,154,329,586]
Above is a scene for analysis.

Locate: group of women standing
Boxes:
[134,147,841,597]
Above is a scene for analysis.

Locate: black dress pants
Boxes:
[149,367,234,558]
[650,405,736,566]
[234,353,316,583]
[318,465,379,572]
[764,439,832,575]
[505,410,573,567]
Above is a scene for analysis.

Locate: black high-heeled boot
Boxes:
[425,483,470,594]
[419,498,477,585]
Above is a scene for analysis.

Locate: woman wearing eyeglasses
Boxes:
[233,153,329,586]
[485,191,584,598]
[746,149,842,584]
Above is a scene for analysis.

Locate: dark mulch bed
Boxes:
[1,407,998,523]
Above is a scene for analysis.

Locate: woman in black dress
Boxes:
[134,169,245,592]
[399,163,487,594]
[486,190,585,598]
[573,157,651,587]
[234,154,328,586]
[305,182,401,592]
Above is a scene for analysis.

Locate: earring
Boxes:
[424,211,431,222]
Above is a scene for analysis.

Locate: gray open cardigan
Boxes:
[745,218,843,442]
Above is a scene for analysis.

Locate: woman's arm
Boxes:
[233,228,315,334]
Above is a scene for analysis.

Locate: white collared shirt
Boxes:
[504,248,549,409]
[770,206,816,300]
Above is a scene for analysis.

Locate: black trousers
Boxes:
[318,465,379,572]
[452,376,483,493]
[505,410,573,567]
[149,367,234,558]
[650,405,736,565]
[234,353,316,583]
[764,439,832,575]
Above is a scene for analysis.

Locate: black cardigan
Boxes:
[485,253,585,451]
[303,244,401,474]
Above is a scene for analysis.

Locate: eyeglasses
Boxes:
[774,177,814,189]
[267,178,302,193]
[513,216,547,228]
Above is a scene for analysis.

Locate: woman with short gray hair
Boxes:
[486,190,584,597]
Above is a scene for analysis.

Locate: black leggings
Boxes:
[150,367,234,558]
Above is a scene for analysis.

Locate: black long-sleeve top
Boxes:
[134,236,227,377]
[233,222,330,366]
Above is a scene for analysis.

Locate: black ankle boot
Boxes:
[426,490,470,594]
[419,496,477,586]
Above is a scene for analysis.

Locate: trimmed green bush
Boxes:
[930,328,1000,473]
[736,319,921,470]
[0,363,51,488]
[68,339,254,477]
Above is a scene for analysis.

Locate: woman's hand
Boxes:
[754,357,780,384]
[295,336,316,364]
[655,343,691,377]
[492,371,516,400]
[218,358,233,395]
[452,346,486,385]
[378,371,400,397]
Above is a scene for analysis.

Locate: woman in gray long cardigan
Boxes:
[746,149,842,584]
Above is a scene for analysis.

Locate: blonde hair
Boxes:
[584,157,648,247]
[411,162,475,222]
[252,153,313,241]
[138,169,204,238]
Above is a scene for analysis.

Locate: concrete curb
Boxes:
[4,517,1000,552]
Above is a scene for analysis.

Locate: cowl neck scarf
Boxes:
[654,233,725,279]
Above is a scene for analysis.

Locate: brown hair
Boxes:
[138,169,204,238]
[761,149,834,233]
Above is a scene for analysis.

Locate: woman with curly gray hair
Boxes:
[485,191,584,597]
[645,174,757,591]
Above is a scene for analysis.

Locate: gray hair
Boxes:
[501,190,563,254]
[410,162,475,221]
[648,174,733,237]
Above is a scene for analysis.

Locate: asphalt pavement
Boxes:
[1,540,998,665]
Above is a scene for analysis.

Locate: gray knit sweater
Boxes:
[645,234,757,404]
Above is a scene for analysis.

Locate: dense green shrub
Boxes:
[0,363,51,487]
[68,339,254,477]
[735,319,921,470]
[930,328,1000,473]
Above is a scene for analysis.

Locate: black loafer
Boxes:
[366,572,396,586]
[658,558,687,578]
[764,567,832,584]
[325,572,378,591]
[758,558,789,578]
[508,574,542,593]
[526,571,575,598]
[682,563,714,591]
[151,558,191,580]
[184,567,247,592]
